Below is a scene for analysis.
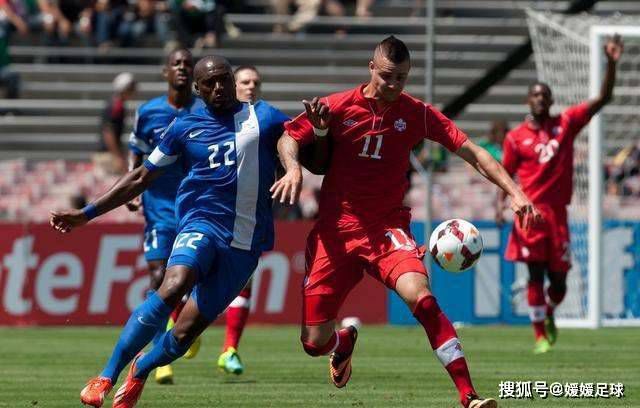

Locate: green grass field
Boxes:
[0,326,637,407]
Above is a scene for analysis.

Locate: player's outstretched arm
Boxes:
[588,34,623,116]
[272,133,303,205]
[50,165,161,233]
[456,139,539,229]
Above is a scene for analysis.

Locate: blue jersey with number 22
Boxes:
[143,101,288,252]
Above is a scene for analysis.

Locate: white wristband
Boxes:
[313,127,328,137]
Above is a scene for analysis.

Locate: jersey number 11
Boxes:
[358,135,383,160]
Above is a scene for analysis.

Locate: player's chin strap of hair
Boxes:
[82,203,98,220]
[313,127,328,137]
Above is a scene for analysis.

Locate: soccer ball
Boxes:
[341,316,362,330]
[429,219,483,273]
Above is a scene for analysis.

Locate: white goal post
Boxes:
[527,10,640,328]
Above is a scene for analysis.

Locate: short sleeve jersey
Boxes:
[502,102,592,207]
[144,101,288,252]
[128,95,203,231]
[285,84,468,227]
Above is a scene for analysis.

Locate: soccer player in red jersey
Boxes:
[272,36,539,408]
[496,36,623,354]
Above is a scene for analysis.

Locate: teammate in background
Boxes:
[51,55,288,408]
[496,35,623,354]
[273,36,538,408]
[215,64,263,375]
[126,48,202,385]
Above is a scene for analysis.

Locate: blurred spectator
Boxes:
[0,0,40,37]
[270,0,320,33]
[324,0,373,19]
[0,32,20,99]
[171,0,223,49]
[234,65,261,103]
[45,0,97,45]
[415,141,449,173]
[93,0,128,50]
[607,142,640,196]
[39,0,74,45]
[0,0,39,99]
[117,0,171,47]
[93,72,136,175]
[478,119,508,162]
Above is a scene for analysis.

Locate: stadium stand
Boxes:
[1,0,639,221]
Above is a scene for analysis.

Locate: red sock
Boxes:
[528,281,547,340]
[334,328,354,355]
[546,281,566,317]
[223,288,252,350]
[413,295,476,406]
[170,300,185,323]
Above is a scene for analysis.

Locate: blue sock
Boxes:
[146,289,168,347]
[100,293,172,383]
[134,330,190,379]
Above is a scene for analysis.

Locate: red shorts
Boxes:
[303,217,427,325]
[505,204,570,273]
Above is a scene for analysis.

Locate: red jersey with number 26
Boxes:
[285,84,468,229]
[502,103,593,207]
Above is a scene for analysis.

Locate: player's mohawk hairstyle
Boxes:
[375,35,410,63]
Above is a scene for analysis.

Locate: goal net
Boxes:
[526,9,640,327]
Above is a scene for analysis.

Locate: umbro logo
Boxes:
[153,127,166,134]
[343,119,358,127]
[189,129,205,139]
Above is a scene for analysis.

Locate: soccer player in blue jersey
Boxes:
[50,55,289,408]
[126,48,203,385]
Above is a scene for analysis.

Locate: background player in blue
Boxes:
[126,47,202,385]
[50,55,289,408]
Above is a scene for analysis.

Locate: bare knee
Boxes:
[300,322,335,356]
[148,260,167,291]
[157,266,196,305]
[395,272,432,311]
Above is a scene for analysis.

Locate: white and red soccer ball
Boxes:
[429,219,483,273]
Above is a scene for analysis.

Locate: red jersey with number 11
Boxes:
[285,84,468,229]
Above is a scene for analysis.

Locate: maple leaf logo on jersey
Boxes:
[394,118,407,132]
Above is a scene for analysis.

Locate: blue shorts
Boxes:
[167,230,260,321]
[143,227,177,262]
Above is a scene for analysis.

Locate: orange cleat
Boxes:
[466,394,498,408]
[80,376,113,407]
[329,325,358,388]
[112,354,147,408]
